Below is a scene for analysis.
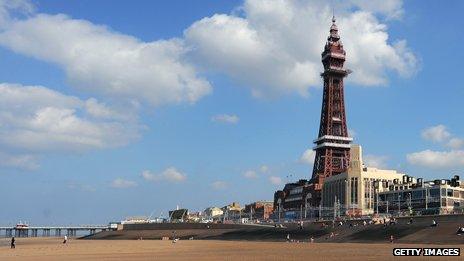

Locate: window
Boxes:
[447,189,453,197]
[412,190,423,200]
[430,188,440,197]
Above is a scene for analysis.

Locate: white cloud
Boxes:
[0,151,38,170]
[211,180,227,190]
[0,0,34,28]
[141,167,186,183]
[300,149,315,165]
[0,83,140,154]
[447,138,464,149]
[243,170,258,179]
[0,13,211,107]
[421,125,451,143]
[259,165,269,173]
[269,176,283,185]
[110,178,137,189]
[349,0,404,20]
[0,1,416,105]
[407,150,464,169]
[185,0,417,97]
[211,114,239,124]
[363,154,388,168]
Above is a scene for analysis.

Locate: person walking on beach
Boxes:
[10,237,15,249]
[390,235,394,243]
[63,235,68,244]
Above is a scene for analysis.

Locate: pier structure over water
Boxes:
[0,225,110,238]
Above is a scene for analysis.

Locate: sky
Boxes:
[0,0,463,225]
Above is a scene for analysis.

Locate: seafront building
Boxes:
[376,176,464,216]
[321,145,406,217]
[244,201,274,220]
[204,207,223,219]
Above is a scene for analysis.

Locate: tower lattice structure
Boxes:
[310,17,352,205]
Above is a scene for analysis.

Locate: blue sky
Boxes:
[0,0,463,225]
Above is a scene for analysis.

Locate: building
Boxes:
[376,175,464,216]
[120,216,150,224]
[221,202,243,220]
[274,180,312,220]
[321,145,405,217]
[244,201,274,220]
[204,207,223,219]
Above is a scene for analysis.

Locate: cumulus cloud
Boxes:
[185,0,417,97]
[421,125,451,143]
[0,83,140,156]
[0,0,34,28]
[141,167,187,183]
[0,151,38,170]
[349,0,404,20]
[0,0,416,103]
[259,165,269,173]
[211,114,239,124]
[408,124,464,169]
[447,138,464,149]
[269,176,283,185]
[407,150,464,169]
[300,149,316,165]
[243,170,258,179]
[0,13,211,107]
[110,178,137,189]
[211,180,227,190]
[363,154,388,168]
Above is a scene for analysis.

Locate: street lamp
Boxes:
[398,194,401,216]
[425,187,428,210]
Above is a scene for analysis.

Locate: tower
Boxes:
[310,17,352,205]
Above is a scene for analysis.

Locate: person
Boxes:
[390,235,394,243]
[431,219,438,227]
[408,217,413,224]
[63,235,67,244]
[310,236,314,243]
[456,227,464,235]
[10,237,15,249]
[299,221,304,230]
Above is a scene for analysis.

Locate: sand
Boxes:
[0,238,461,261]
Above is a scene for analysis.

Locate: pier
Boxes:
[0,225,109,238]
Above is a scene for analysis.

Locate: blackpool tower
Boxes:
[310,16,352,205]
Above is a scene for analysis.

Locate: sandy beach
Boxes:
[0,238,460,261]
